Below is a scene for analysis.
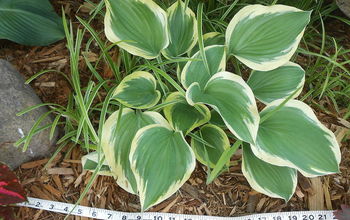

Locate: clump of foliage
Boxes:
[18,0,344,213]
[92,0,340,211]
[0,0,64,46]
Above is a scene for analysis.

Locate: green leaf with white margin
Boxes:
[247,62,305,104]
[209,109,226,129]
[189,32,225,57]
[226,4,311,71]
[104,0,169,59]
[242,143,297,201]
[251,100,341,177]
[163,92,210,134]
[130,123,196,211]
[113,71,161,109]
[186,71,260,144]
[81,152,113,176]
[191,124,230,168]
[181,45,226,89]
[162,0,198,59]
[101,108,168,194]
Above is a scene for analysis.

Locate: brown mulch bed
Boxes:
[10,122,350,220]
[0,1,349,219]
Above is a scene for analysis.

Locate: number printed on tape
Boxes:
[17,197,337,220]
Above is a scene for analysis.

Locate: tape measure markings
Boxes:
[17,197,337,220]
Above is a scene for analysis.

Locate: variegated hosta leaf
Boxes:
[130,123,196,211]
[191,124,230,168]
[162,0,198,58]
[104,0,169,59]
[247,62,305,104]
[186,71,260,144]
[251,100,341,177]
[242,144,297,201]
[189,32,225,57]
[181,45,226,89]
[101,108,167,194]
[81,152,113,176]
[113,71,161,109]
[209,109,227,129]
[163,92,210,134]
[226,4,311,71]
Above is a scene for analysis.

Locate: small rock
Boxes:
[0,60,58,169]
[337,0,350,18]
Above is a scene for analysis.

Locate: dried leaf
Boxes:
[0,162,27,205]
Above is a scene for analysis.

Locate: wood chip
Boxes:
[323,178,333,210]
[47,168,74,175]
[338,118,350,128]
[52,175,64,192]
[299,174,313,193]
[64,176,75,187]
[335,126,349,145]
[21,159,49,169]
[43,184,62,199]
[63,159,81,164]
[74,170,87,188]
[98,195,107,209]
[202,204,212,216]
[246,193,259,213]
[256,197,268,212]
[295,187,305,199]
[30,185,52,200]
[33,209,43,220]
[229,206,237,216]
[34,82,56,87]
[308,177,325,210]
[41,42,65,56]
[181,183,202,201]
[31,55,65,63]
[158,196,177,213]
[21,177,37,185]
[80,2,94,13]
[82,51,98,62]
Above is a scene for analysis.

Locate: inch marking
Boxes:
[17,197,337,220]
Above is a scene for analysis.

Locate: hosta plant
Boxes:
[82,0,341,211]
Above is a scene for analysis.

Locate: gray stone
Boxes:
[337,0,350,18]
[0,59,58,169]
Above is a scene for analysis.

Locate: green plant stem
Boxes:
[197,2,211,77]
[207,140,242,184]
[271,0,279,5]
[156,56,168,96]
[146,65,186,95]
[188,133,216,149]
[147,100,180,111]
[65,156,105,220]
[233,58,242,76]
[260,86,302,124]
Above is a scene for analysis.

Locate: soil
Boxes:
[0,1,349,219]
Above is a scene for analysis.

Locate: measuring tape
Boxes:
[17,197,337,220]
